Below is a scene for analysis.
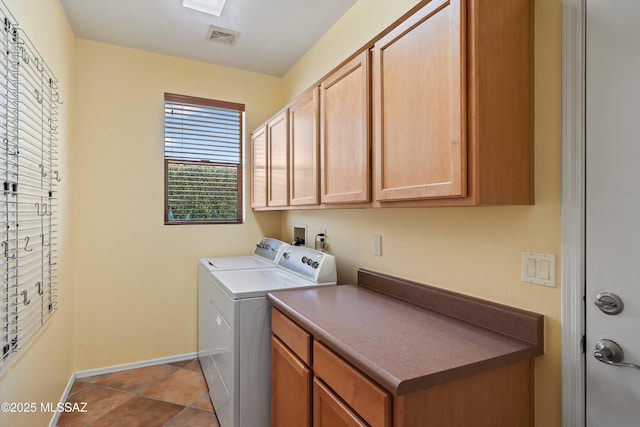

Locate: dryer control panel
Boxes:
[253,238,289,263]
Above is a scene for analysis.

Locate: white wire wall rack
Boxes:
[0,0,61,372]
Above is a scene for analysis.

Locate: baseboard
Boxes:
[48,352,198,427]
[48,372,76,427]
[74,352,198,379]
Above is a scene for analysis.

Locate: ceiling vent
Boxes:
[206,25,240,46]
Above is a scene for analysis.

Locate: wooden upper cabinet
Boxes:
[373,0,533,206]
[267,110,289,207]
[289,88,320,206]
[251,0,532,210]
[466,0,533,205]
[320,50,370,204]
[373,0,466,202]
[251,125,267,208]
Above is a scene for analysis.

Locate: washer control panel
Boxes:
[278,246,336,283]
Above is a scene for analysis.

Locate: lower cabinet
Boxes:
[313,340,391,427]
[272,307,390,427]
[314,378,367,427]
[271,308,534,427]
[271,336,312,427]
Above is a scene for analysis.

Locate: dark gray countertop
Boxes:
[267,277,543,396]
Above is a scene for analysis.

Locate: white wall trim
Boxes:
[47,352,198,427]
[74,352,198,379]
[561,0,586,426]
[48,372,77,427]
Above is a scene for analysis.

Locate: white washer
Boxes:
[198,238,288,410]
[201,238,289,272]
[198,246,337,427]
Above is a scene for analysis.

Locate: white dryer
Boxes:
[198,246,337,427]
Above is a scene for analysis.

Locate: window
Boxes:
[164,93,244,224]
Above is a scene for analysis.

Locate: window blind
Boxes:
[164,93,244,224]
[1,2,61,372]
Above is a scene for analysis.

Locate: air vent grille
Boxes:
[206,25,240,45]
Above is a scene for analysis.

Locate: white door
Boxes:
[586,1,640,425]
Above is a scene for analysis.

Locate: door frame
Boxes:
[561,0,586,425]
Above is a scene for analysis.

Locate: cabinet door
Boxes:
[267,111,289,207]
[271,336,312,427]
[314,341,391,427]
[251,125,267,208]
[320,50,370,204]
[314,378,367,427]
[373,0,466,202]
[289,87,320,206]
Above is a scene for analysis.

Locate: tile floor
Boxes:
[56,358,219,427]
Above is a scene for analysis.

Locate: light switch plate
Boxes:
[373,234,382,256]
[521,252,556,287]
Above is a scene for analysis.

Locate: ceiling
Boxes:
[60,0,357,77]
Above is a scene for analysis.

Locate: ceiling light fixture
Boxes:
[182,0,226,17]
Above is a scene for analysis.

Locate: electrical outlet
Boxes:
[315,228,326,251]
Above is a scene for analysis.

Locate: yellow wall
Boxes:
[0,1,75,426]
[283,0,420,99]
[70,41,282,370]
[0,0,562,426]
[280,1,562,426]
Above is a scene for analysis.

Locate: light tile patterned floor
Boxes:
[56,359,219,427]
